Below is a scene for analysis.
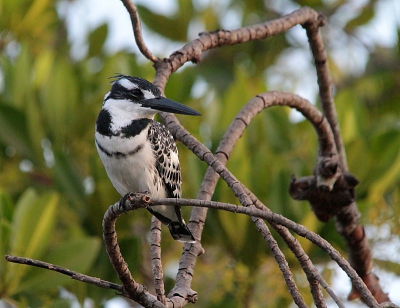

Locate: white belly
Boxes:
[95,131,179,223]
[95,131,165,197]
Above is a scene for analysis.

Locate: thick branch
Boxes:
[150,216,166,304]
[102,193,166,308]
[304,18,346,171]
[303,7,389,303]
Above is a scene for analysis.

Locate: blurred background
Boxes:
[0,0,399,307]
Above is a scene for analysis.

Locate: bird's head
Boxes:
[102,75,201,119]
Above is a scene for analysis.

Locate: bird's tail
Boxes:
[168,221,195,243]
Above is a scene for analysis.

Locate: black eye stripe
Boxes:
[108,83,146,101]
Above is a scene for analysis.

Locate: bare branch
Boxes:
[245,176,343,307]
[302,9,389,303]
[145,196,379,307]
[159,92,362,307]
[251,216,308,308]
[303,17,347,171]
[102,193,166,308]
[150,216,166,304]
[152,7,324,88]
[5,255,125,293]
[120,0,158,62]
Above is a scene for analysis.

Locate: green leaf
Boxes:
[0,104,34,160]
[0,190,14,222]
[88,24,108,57]
[10,46,32,110]
[17,237,101,293]
[137,5,189,41]
[42,61,78,144]
[53,150,86,211]
[18,0,52,31]
[7,189,58,294]
[0,219,12,283]
[345,4,375,31]
[10,189,58,259]
[9,188,39,256]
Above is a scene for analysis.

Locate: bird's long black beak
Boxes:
[141,97,201,116]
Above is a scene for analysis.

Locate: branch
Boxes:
[303,17,347,171]
[117,2,391,305]
[251,216,308,308]
[246,191,343,307]
[4,255,125,293]
[168,92,332,306]
[303,7,390,303]
[150,216,166,304]
[102,193,166,308]
[120,0,158,62]
[128,194,379,308]
[152,7,324,88]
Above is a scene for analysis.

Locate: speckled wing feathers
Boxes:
[148,121,182,199]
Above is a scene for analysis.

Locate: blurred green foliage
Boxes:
[0,0,399,306]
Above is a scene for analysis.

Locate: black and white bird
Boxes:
[95,75,200,243]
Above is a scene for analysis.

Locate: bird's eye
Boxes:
[131,88,144,98]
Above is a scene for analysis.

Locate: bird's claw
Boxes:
[119,192,133,213]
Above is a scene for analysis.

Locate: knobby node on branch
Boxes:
[5,1,396,308]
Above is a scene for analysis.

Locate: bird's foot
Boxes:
[119,192,134,213]
[119,192,151,212]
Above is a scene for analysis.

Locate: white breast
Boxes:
[95,129,166,198]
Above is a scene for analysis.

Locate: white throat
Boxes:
[103,98,157,131]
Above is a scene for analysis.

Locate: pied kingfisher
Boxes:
[95,75,200,242]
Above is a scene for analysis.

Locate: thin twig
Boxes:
[248,192,343,308]
[120,0,158,62]
[4,255,125,293]
[251,216,308,308]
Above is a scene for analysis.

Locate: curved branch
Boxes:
[203,91,343,306]
[152,7,324,87]
[158,91,363,306]
[102,193,166,308]
[121,0,158,62]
